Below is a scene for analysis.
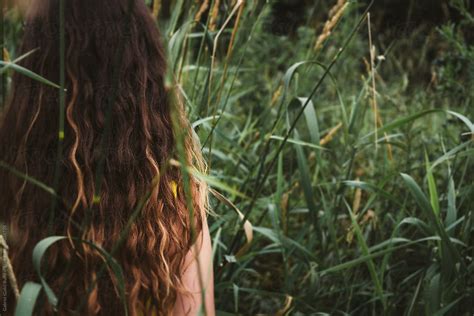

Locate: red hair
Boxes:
[0,0,208,314]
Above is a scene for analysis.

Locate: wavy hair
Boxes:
[0,0,207,315]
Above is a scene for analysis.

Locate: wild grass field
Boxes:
[1,0,474,315]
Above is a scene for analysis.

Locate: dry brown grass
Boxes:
[314,0,349,52]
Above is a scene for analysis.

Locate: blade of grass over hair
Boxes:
[77,240,129,316]
[70,0,139,312]
[66,0,137,251]
[227,0,375,257]
[32,237,66,307]
[1,5,4,108]
[89,0,135,210]
[30,236,128,315]
[169,88,208,316]
[188,167,248,199]
[0,61,61,89]
[14,282,42,316]
[0,162,85,230]
[0,48,39,75]
[76,160,169,313]
[47,0,67,234]
[0,161,57,197]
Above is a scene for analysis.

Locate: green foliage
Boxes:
[435,0,474,99]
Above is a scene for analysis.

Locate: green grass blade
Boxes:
[32,237,66,307]
[0,61,61,89]
[425,152,440,216]
[401,173,464,270]
[14,282,42,316]
[344,200,386,309]
[294,130,318,224]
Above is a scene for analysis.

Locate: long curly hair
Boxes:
[0,0,208,315]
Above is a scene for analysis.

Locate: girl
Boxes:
[0,0,215,315]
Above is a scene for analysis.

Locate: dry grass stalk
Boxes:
[368,13,378,145]
[195,0,210,22]
[367,13,393,160]
[352,177,362,214]
[270,85,283,107]
[275,295,294,316]
[281,192,289,236]
[314,0,349,52]
[3,47,10,62]
[152,0,161,19]
[320,122,343,146]
[0,235,20,300]
[209,0,221,31]
[222,0,245,78]
[208,0,244,113]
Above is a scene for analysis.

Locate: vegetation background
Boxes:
[1,0,473,315]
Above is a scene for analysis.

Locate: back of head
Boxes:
[0,1,207,315]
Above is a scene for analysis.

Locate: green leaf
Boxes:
[401,173,464,271]
[0,48,39,75]
[32,236,67,307]
[253,226,316,260]
[270,135,326,150]
[446,110,474,133]
[294,130,318,224]
[166,0,185,37]
[433,297,464,316]
[425,152,440,216]
[0,61,61,89]
[14,282,42,316]
[426,273,441,314]
[319,236,442,275]
[344,200,386,309]
[0,161,58,198]
[31,236,128,315]
[343,180,403,206]
[289,97,320,146]
[445,178,457,230]
[361,109,474,142]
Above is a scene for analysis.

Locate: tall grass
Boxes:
[1,0,473,315]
